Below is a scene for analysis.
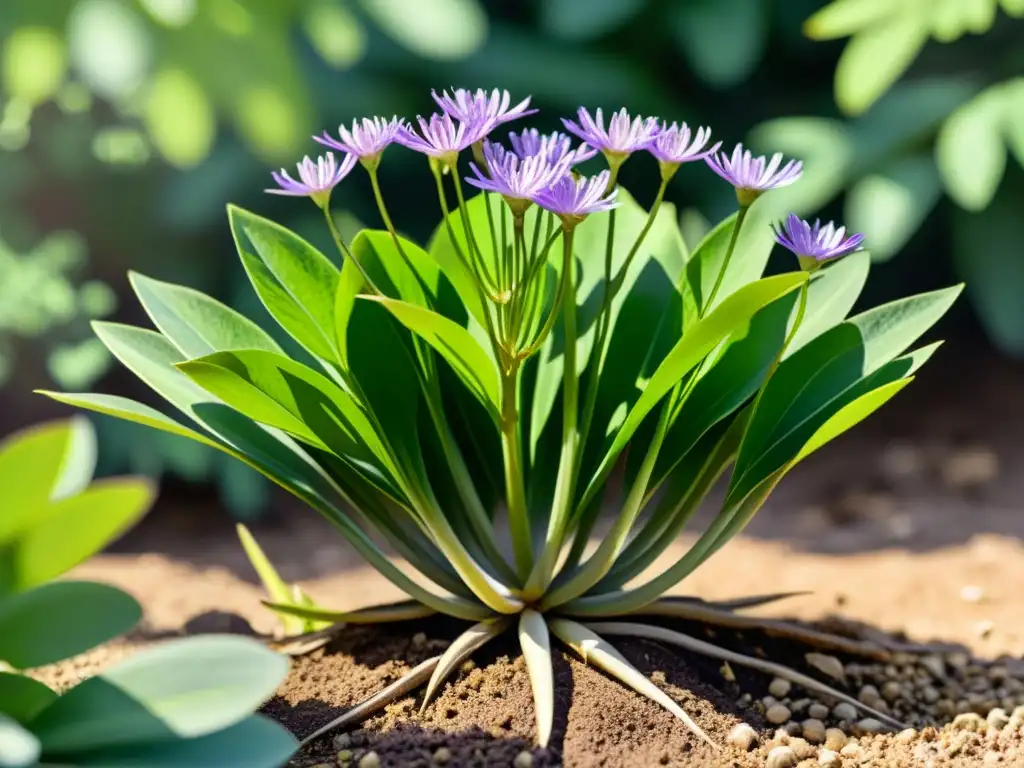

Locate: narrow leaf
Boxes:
[0,673,57,725]
[518,609,554,747]
[237,524,305,637]
[421,618,511,712]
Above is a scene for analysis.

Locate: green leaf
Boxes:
[541,0,646,40]
[129,271,283,359]
[360,0,487,60]
[0,582,140,669]
[362,296,500,417]
[8,478,155,591]
[845,156,942,262]
[32,636,289,754]
[953,197,1024,355]
[71,714,297,768]
[229,205,339,363]
[796,379,912,461]
[787,250,871,354]
[0,421,74,544]
[580,273,807,508]
[50,415,98,502]
[937,87,1007,211]
[834,14,929,115]
[670,0,768,89]
[236,524,304,637]
[804,0,894,40]
[0,673,57,725]
[0,714,39,768]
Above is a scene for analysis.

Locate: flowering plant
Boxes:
[43,88,960,749]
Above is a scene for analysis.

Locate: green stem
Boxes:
[702,204,749,317]
[323,204,380,294]
[522,226,577,598]
[500,363,533,579]
[453,171,499,295]
[368,166,431,301]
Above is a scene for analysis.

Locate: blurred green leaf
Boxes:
[71,714,297,768]
[1002,78,1024,166]
[0,582,141,668]
[0,714,39,768]
[0,673,57,725]
[50,415,97,501]
[541,0,646,41]
[845,154,942,262]
[936,86,1007,211]
[32,636,289,753]
[8,479,155,591]
[0,421,72,543]
[144,68,216,168]
[804,0,893,40]
[1003,0,1024,16]
[304,2,366,68]
[360,0,487,60]
[1,27,67,105]
[47,338,113,390]
[67,0,152,100]
[139,0,199,28]
[235,84,304,160]
[670,0,768,89]
[953,195,1024,355]
[834,14,929,115]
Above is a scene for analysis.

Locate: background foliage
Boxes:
[1,0,1019,515]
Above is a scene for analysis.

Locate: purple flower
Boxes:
[646,122,720,165]
[772,213,864,269]
[533,170,619,226]
[432,88,536,137]
[706,144,802,204]
[562,107,660,160]
[396,113,473,161]
[466,141,570,210]
[508,128,597,166]
[314,116,404,165]
[265,152,357,207]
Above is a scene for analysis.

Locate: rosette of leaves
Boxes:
[0,418,296,768]
[42,174,960,748]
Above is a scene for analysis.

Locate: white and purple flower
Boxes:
[706,144,802,205]
[467,141,571,214]
[773,213,864,270]
[315,116,404,169]
[396,113,474,163]
[265,152,357,207]
[533,170,619,227]
[508,128,597,166]
[562,107,659,162]
[433,88,536,139]
[646,122,720,168]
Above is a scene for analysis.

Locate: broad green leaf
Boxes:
[0,422,73,543]
[71,715,297,768]
[834,15,929,115]
[351,230,443,310]
[0,582,140,669]
[229,205,339,363]
[32,636,288,753]
[796,379,912,461]
[580,272,807,509]
[937,88,1007,211]
[363,296,500,416]
[0,714,39,768]
[360,0,487,60]
[70,716,296,768]
[0,673,57,725]
[845,156,942,262]
[8,479,155,591]
[129,271,283,359]
[50,415,97,502]
[787,249,870,354]
[177,349,392,483]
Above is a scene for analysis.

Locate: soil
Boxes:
[41,344,1024,766]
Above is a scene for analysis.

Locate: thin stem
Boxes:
[368,166,431,302]
[323,204,380,294]
[485,192,499,270]
[453,171,499,295]
[703,204,749,316]
[522,226,577,598]
[500,363,532,578]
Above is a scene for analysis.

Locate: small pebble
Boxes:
[832,702,857,721]
[976,620,995,640]
[783,721,802,738]
[840,743,865,760]
[433,747,452,764]
[953,712,987,732]
[765,745,798,768]
[960,584,986,603]
[808,703,829,720]
[858,684,881,706]
[855,717,885,735]
[726,722,759,751]
[920,655,946,679]
[987,708,1010,729]
[805,653,846,683]
[824,728,847,751]
[801,718,826,744]
[513,751,533,768]
[766,703,792,725]
[769,677,792,698]
[333,734,352,750]
[337,749,353,763]
[411,632,427,648]
[881,680,902,702]
[788,737,815,760]
[358,753,381,768]
[897,728,918,743]
[818,749,842,768]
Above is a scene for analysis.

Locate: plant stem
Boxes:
[323,204,379,294]
[500,363,533,579]
[703,204,749,316]
[522,226,577,598]
[368,166,431,300]
[453,170,499,295]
